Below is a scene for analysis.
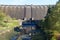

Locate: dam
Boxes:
[0,5,48,20]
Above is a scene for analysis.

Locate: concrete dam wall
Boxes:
[0,5,48,20]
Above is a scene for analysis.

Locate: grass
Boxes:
[0,20,21,40]
[0,11,22,40]
[0,28,18,40]
[0,24,21,40]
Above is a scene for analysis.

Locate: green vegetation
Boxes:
[32,0,60,40]
[0,29,18,40]
[45,2,60,31]
[0,11,20,40]
[0,12,19,27]
[44,0,60,40]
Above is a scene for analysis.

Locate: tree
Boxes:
[44,0,60,40]
[45,0,60,32]
[32,1,60,40]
